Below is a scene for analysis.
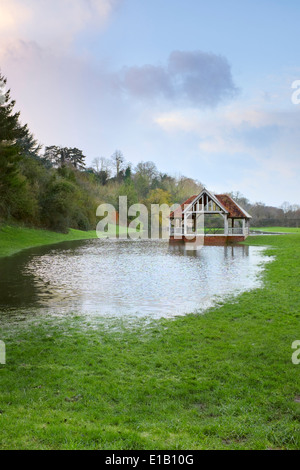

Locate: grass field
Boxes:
[0,232,300,449]
[251,227,300,233]
[0,224,130,258]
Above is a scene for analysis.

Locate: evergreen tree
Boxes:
[0,73,27,143]
[69,148,86,170]
[44,146,86,169]
[0,72,29,217]
[17,131,41,160]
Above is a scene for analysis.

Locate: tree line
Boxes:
[0,71,298,233]
[228,192,300,228]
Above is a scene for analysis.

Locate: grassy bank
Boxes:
[252,227,300,233]
[0,234,300,450]
[0,225,97,258]
[0,224,130,258]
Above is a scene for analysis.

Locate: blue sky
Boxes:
[0,0,299,206]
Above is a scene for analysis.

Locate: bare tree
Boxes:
[281,201,292,213]
[111,150,125,179]
[92,157,112,176]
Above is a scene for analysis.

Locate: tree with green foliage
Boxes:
[44,146,86,170]
[0,73,27,143]
[17,130,41,160]
[69,148,86,170]
[133,161,159,199]
[145,188,172,206]
[0,72,33,219]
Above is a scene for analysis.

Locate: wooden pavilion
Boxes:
[169,189,252,245]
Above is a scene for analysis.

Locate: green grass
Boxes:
[0,234,300,449]
[0,224,129,258]
[251,227,300,233]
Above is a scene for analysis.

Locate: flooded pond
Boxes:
[0,239,270,321]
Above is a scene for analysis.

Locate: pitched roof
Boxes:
[215,194,252,219]
[169,191,252,219]
[170,195,197,218]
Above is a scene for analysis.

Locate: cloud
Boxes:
[0,0,125,148]
[0,0,30,34]
[1,0,297,206]
[0,39,123,148]
[154,103,300,203]
[0,0,120,48]
[155,105,299,152]
[120,50,238,108]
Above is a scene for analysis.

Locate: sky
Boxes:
[0,0,299,206]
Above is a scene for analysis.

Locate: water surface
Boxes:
[0,239,269,320]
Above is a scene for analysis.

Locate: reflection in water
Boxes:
[0,239,269,320]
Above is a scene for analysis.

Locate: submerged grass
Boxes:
[0,234,300,449]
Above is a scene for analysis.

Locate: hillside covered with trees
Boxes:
[0,72,299,233]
